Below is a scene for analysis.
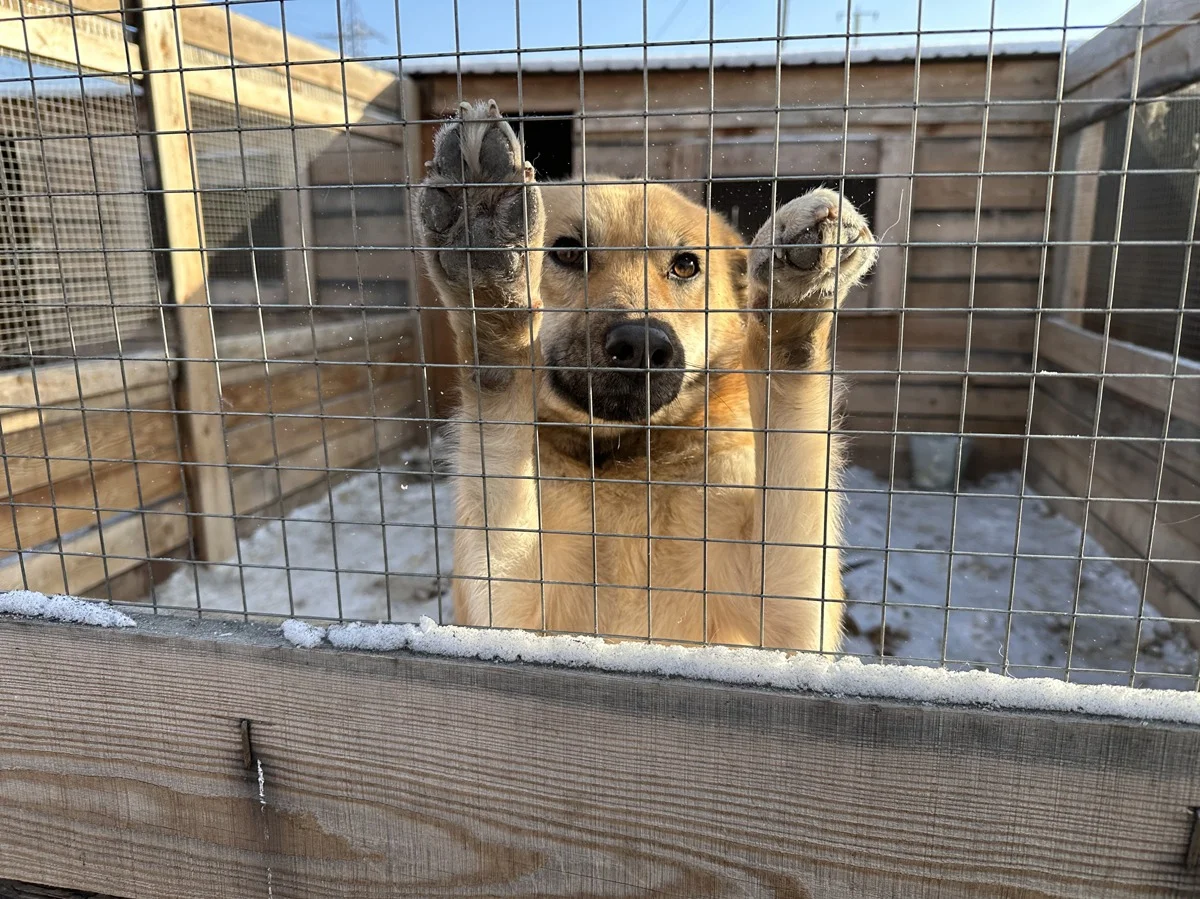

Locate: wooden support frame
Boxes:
[867,135,913,310]
[173,0,402,111]
[0,0,141,76]
[135,0,236,563]
[1061,0,1200,133]
[1038,318,1200,428]
[0,613,1198,898]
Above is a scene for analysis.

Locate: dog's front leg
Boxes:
[417,100,545,630]
[743,188,878,652]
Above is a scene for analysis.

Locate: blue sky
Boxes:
[231,0,1139,68]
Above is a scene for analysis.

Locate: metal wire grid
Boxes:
[1084,80,1200,359]
[0,0,1196,690]
[0,57,159,359]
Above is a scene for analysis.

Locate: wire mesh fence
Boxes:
[0,0,1196,691]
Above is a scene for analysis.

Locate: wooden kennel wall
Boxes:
[0,0,427,599]
[1031,0,1200,639]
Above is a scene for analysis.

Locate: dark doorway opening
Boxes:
[709,176,877,242]
[512,113,573,181]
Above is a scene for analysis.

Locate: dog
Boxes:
[416,100,877,652]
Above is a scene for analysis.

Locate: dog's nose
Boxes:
[604,321,676,370]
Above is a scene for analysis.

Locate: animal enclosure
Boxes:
[1,0,1199,896]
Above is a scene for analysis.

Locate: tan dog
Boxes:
[416,100,877,652]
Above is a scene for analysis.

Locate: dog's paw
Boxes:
[417,99,544,298]
[749,188,877,306]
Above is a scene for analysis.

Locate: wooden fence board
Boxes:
[1038,319,1200,429]
[0,498,188,595]
[0,615,1198,898]
[0,451,183,556]
[1,403,178,500]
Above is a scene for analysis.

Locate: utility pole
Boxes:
[317,0,385,59]
[836,5,880,48]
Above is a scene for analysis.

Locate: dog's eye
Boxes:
[549,236,586,269]
[669,253,700,280]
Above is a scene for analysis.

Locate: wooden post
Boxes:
[134,0,236,562]
[279,163,315,307]
[868,134,913,309]
[1059,123,1105,327]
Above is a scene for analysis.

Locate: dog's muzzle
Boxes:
[548,315,686,422]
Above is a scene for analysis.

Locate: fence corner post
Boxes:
[132,0,236,562]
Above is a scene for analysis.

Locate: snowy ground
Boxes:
[149,444,455,624]
[146,452,1198,689]
[838,467,1197,689]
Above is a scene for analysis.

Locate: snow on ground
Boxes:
[839,467,1197,689]
[149,444,454,623]
[147,453,1197,689]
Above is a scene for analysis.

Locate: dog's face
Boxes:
[535,179,748,427]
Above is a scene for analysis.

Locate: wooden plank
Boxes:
[906,246,1045,280]
[704,136,880,178]
[0,613,1198,898]
[220,348,412,429]
[1030,378,1200,546]
[2,382,173,438]
[909,210,1047,244]
[1031,432,1200,552]
[1027,448,1199,610]
[223,384,412,467]
[0,0,141,76]
[279,158,315,307]
[1,403,179,500]
[428,58,1062,128]
[0,497,188,595]
[138,0,236,562]
[310,215,414,249]
[229,414,413,517]
[837,312,1035,354]
[1055,124,1105,325]
[1062,10,1200,131]
[835,347,1033,375]
[177,65,401,139]
[1032,371,1200,490]
[173,2,402,110]
[1038,319,1200,428]
[308,249,414,282]
[845,381,1030,421]
[0,355,173,416]
[0,453,184,557]
[911,174,1049,211]
[1028,383,1200,590]
[216,337,413,390]
[214,312,413,364]
[914,136,1053,174]
[1,366,175,437]
[0,878,121,898]
[1064,0,1200,94]
[868,136,911,309]
[901,280,1040,310]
